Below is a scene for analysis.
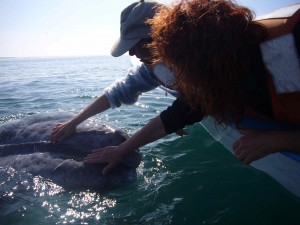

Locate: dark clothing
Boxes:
[160,98,204,134]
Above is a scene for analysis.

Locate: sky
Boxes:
[0,0,299,57]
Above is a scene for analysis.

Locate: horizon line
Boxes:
[0,53,131,59]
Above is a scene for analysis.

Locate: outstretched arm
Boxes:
[84,115,168,174]
[233,130,300,164]
[51,95,111,142]
[52,64,159,142]
[84,98,205,174]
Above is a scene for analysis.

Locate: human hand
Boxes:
[51,121,76,142]
[84,146,124,175]
[233,129,276,164]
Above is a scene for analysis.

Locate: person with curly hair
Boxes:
[85,0,300,173]
[148,0,300,164]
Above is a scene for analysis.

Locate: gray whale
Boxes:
[0,112,141,190]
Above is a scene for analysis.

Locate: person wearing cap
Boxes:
[52,0,201,142]
[52,0,203,174]
[51,0,167,142]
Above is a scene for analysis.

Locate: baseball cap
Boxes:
[111,0,161,57]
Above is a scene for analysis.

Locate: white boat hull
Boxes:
[201,116,300,198]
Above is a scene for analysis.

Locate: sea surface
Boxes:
[0,56,299,225]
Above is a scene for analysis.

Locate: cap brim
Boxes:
[111,37,141,57]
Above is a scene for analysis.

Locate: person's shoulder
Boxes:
[138,63,155,75]
[127,63,155,79]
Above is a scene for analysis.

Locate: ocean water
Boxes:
[0,56,299,225]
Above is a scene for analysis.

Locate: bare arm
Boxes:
[84,115,168,174]
[51,95,111,142]
[118,115,167,154]
[233,130,300,164]
[68,94,110,125]
[52,64,160,142]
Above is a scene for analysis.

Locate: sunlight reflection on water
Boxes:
[1,56,300,225]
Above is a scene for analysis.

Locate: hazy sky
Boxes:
[0,0,299,57]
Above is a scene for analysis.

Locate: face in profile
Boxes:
[129,38,153,66]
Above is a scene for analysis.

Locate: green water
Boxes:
[0,56,299,225]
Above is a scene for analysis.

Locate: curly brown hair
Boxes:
[148,0,267,124]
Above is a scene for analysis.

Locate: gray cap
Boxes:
[111,0,161,57]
